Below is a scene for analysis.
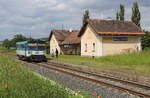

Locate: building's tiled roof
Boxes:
[79,19,144,36]
[49,30,71,41]
[62,31,80,44]
[49,30,80,45]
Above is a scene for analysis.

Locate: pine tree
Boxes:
[116,12,119,20]
[83,9,90,25]
[119,4,125,21]
[131,2,141,27]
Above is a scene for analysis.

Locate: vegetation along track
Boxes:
[23,61,150,98]
[3,53,150,97]
[4,53,150,97]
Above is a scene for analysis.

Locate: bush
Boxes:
[141,31,150,50]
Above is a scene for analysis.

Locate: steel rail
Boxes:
[27,62,150,98]
[48,62,150,90]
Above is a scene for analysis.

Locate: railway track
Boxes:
[3,53,149,98]
[24,61,150,98]
[48,62,150,90]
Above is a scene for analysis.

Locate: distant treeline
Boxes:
[2,34,33,49]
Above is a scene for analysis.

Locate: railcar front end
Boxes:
[16,40,47,62]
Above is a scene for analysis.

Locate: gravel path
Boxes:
[22,62,140,98]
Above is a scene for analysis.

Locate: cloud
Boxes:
[0,0,149,41]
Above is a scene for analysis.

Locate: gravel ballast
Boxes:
[23,62,140,98]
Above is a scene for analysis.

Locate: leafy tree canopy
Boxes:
[2,34,33,49]
[141,30,150,50]
[2,39,11,49]
[11,34,27,47]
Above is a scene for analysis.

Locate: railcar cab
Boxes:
[16,40,47,62]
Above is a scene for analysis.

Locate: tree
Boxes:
[131,2,141,27]
[119,4,125,21]
[2,39,11,49]
[141,30,150,50]
[26,37,34,41]
[11,34,27,47]
[83,9,90,25]
[2,34,34,49]
[116,12,119,20]
[116,4,125,21]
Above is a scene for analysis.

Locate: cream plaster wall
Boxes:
[50,34,61,55]
[81,26,102,57]
[102,36,141,56]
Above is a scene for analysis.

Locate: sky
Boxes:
[0,0,149,41]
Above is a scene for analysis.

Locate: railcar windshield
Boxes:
[29,46,37,50]
[28,43,46,50]
[16,45,25,50]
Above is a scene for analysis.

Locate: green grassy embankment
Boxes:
[1,48,150,73]
[0,54,89,98]
[0,49,16,55]
[50,51,150,73]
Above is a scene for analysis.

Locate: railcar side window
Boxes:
[38,46,45,50]
[29,46,37,50]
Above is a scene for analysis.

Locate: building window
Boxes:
[113,37,128,41]
[92,43,95,52]
[85,44,87,52]
[64,45,72,48]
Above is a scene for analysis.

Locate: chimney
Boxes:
[69,29,72,32]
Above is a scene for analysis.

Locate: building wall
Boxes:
[102,36,141,56]
[81,26,102,57]
[50,34,61,55]
[61,44,81,55]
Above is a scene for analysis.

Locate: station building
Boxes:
[78,19,144,57]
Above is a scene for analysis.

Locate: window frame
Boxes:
[64,45,72,48]
[85,43,87,52]
[92,43,95,52]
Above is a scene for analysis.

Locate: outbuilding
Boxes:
[78,19,145,57]
[49,30,70,55]
[49,29,80,55]
[62,30,80,55]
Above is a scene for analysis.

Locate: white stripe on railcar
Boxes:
[16,50,46,57]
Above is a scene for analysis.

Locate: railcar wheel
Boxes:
[43,59,48,62]
[18,56,22,60]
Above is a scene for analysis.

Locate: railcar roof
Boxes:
[16,41,28,45]
[16,40,45,45]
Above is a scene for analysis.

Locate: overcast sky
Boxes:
[0,0,149,41]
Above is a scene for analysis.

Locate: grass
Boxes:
[1,48,150,73]
[49,51,150,73]
[0,49,16,55]
[0,55,90,98]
